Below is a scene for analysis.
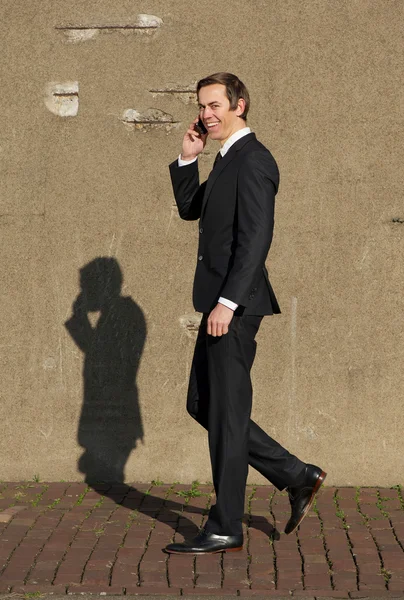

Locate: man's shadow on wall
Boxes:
[65,257,145,483]
[65,256,279,542]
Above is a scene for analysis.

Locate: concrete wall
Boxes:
[1,0,403,485]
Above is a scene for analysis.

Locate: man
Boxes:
[164,73,326,555]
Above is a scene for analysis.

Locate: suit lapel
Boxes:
[201,133,256,221]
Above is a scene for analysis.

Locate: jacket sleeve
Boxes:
[220,151,279,306]
[169,159,207,221]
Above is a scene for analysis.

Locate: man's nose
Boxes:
[202,107,213,120]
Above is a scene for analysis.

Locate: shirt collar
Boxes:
[219,127,251,157]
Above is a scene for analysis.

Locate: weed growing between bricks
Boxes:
[50,486,93,585]
[268,487,279,589]
[0,483,53,583]
[376,489,404,555]
[77,495,112,584]
[23,507,66,585]
[355,487,389,591]
[135,483,156,586]
[295,523,305,589]
[245,486,256,588]
[160,480,211,588]
[333,489,360,590]
[189,482,214,588]
[312,497,335,589]
[108,508,139,587]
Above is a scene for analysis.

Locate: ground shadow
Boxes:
[92,483,281,541]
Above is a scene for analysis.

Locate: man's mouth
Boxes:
[206,121,220,131]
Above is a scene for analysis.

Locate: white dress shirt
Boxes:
[178,127,252,311]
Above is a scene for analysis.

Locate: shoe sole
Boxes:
[164,546,243,555]
[286,470,327,535]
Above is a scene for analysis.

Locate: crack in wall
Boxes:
[45,82,79,117]
[56,15,163,42]
[121,109,179,132]
[149,87,197,105]
[52,92,79,97]
[56,25,160,30]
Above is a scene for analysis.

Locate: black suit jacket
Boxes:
[169,132,281,316]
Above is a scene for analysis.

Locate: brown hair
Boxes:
[196,72,250,121]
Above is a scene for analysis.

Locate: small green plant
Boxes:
[47,498,61,509]
[124,510,138,530]
[392,484,404,509]
[31,486,49,507]
[76,487,90,505]
[94,526,105,537]
[24,592,43,599]
[14,491,26,500]
[33,474,41,483]
[381,567,392,583]
[376,491,389,518]
[151,478,164,486]
[335,508,345,520]
[176,480,203,499]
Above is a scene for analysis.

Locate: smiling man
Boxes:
[165,73,326,554]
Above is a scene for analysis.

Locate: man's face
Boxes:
[198,84,245,144]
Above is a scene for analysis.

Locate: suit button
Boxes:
[198,255,203,261]
[199,227,204,234]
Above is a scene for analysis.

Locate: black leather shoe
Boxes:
[284,464,327,534]
[163,529,243,554]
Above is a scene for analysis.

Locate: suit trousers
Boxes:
[187,313,306,536]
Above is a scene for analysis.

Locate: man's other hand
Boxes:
[207,303,234,337]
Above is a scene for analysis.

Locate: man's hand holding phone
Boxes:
[181,117,208,161]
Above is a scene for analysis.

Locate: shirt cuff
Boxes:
[218,297,238,311]
[178,154,198,167]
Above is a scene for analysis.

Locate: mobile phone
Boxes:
[194,117,208,135]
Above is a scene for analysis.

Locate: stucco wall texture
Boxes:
[1,0,403,486]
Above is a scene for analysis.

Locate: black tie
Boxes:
[213,151,222,168]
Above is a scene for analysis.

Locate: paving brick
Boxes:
[125,585,181,595]
[293,591,350,598]
[67,583,124,594]
[182,588,237,595]
[12,584,67,594]
[350,591,404,598]
[239,590,294,596]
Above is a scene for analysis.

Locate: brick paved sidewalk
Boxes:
[0,482,403,598]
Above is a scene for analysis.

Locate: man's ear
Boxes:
[236,98,246,117]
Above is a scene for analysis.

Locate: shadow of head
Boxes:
[80,257,122,311]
